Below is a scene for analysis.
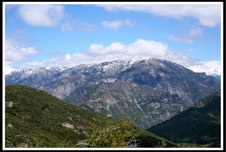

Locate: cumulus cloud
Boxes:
[5,39,38,62]
[18,4,65,27]
[21,39,194,68]
[98,4,221,27]
[189,60,221,75]
[5,39,38,75]
[169,28,203,43]
[88,39,169,60]
[17,4,96,32]
[5,62,15,75]
[101,19,134,30]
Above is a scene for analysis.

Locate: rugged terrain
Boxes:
[6,58,220,128]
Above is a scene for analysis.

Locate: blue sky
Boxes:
[4,3,222,75]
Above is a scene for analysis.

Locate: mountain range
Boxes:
[5,58,220,129]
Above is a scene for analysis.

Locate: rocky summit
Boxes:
[6,58,220,129]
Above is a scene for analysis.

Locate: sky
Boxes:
[4,2,222,75]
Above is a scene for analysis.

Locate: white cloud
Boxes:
[98,4,221,27]
[127,39,168,56]
[189,60,221,75]
[5,62,15,75]
[20,39,194,68]
[101,19,134,30]
[88,39,169,60]
[169,28,203,43]
[18,4,65,27]
[5,39,38,62]
[89,42,126,55]
[17,4,96,32]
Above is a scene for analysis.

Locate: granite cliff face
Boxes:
[6,58,220,128]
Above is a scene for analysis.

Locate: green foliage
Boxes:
[5,84,177,148]
[84,118,137,147]
[5,85,109,147]
[148,91,221,147]
[81,112,177,148]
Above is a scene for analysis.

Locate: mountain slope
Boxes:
[6,58,220,129]
[6,58,220,103]
[147,91,221,147]
[5,60,133,99]
[65,81,188,129]
[64,58,220,128]
[116,59,219,103]
[5,85,177,148]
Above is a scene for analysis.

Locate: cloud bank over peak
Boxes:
[189,60,221,76]
[7,38,219,75]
